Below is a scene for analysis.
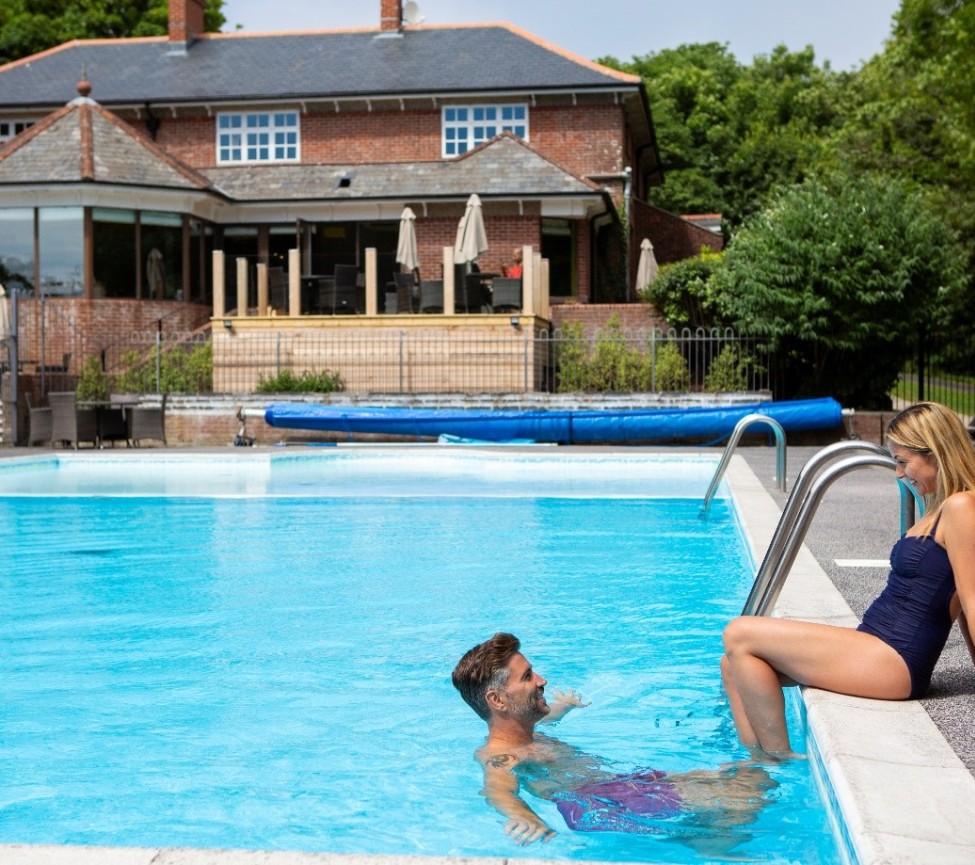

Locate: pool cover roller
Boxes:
[263,397,843,444]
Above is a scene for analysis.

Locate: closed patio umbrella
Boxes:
[635,238,659,295]
[0,283,10,343]
[146,248,165,299]
[396,207,419,273]
[454,193,488,265]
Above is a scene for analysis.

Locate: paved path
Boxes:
[733,444,975,777]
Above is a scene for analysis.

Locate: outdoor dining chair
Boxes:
[419,279,444,313]
[490,277,522,312]
[49,391,98,449]
[25,391,52,446]
[331,263,360,314]
[393,272,416,313]
[458,273,490,313]
[128,393,167,447]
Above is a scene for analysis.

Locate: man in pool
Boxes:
[452,632,775,848]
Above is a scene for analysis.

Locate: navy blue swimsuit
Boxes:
[857,518,955,698]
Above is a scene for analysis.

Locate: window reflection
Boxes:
[142,211,182,300]
[93,208,136,297]
[39,207,84,297]
[0,208,34,294]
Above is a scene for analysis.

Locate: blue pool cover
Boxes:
[264,397,843,444]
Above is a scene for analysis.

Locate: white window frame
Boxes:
[441,104,528,157]
[216,111,300,164]
[0,119,34,144]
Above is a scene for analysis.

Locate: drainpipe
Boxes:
[623,167,632,300]
[622,166,632,224]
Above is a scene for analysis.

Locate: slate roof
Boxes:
[203,133,603,202]
[0,94,214,191]
[0,98,600,207]
[0,25,642,111]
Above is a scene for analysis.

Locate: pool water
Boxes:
[0,452,843,863]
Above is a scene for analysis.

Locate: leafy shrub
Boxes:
[649,341,691,391]
[644,248,727,331]
[255,368,344,394]
[704,344,756,392]
[553,322,591,392]
[113,341,213,394]
[76,356,111,401]
[555,315,691,393]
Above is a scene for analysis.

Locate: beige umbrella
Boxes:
[146,248,165,298]
[0,282,10,342]
[635,238,659,294]
[395,207,419,273]
[454,193,488,265]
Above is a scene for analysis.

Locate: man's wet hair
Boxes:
[452,632,521,720]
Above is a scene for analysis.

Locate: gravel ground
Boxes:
[732,444,975,777]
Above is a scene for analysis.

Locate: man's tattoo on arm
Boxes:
[487,753,517,770]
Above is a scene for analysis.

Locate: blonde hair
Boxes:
[886,401,975,516]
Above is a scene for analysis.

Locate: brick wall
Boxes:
[629,199,723,274]
[137,103,628,175]
[550,302,667,335]
[14,299,212,374]
[410,211,542,279]
[531,104,628,179]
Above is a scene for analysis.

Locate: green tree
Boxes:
[601,43,741,220]
[831,0,975,291]
[719,46,845,226]
[604,43,844,228]
[715,173,967,408]
[0,0,225,64]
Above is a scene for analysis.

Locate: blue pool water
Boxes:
[0,452,844,863]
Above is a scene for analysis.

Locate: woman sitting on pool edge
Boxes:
[722,400,975,761]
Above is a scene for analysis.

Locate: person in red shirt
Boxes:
[503,247,523,279]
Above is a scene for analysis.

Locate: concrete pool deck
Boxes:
[1,444,974,864]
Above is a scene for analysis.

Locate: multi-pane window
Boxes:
[442,104,528,156]
[217,112,300,164]
[0,120,33,144]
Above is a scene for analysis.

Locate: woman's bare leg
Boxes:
[720,653,777,758]
[722,616,912,758]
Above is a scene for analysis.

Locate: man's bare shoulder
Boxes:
[476,733,574,769]
[476,739,530,770]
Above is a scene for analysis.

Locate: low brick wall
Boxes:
[549,301,667,334]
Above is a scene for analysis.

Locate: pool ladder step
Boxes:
[741,440,924,616]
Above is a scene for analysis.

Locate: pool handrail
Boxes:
[742,441,924,616]
[701,413,787,517]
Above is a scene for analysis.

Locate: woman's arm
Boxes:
[941,492,975,669]
[958,611,975,667]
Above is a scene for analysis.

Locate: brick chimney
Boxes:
[169,0,206,44]
[381,0,403,31]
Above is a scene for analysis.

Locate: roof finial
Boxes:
[76,62,91,98]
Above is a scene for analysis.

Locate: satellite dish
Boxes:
[403,1,425,25]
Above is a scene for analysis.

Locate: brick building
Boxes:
[0,0,727,304]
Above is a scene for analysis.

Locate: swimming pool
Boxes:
[0,451,847,863]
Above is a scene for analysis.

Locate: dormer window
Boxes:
[0,119,33,144]
[217,111,300,164]
[442,104,528,157]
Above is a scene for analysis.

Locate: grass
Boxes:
[893,373,975,415]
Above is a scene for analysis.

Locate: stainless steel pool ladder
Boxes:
[742,440,925,616]
[701,413,787,517]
